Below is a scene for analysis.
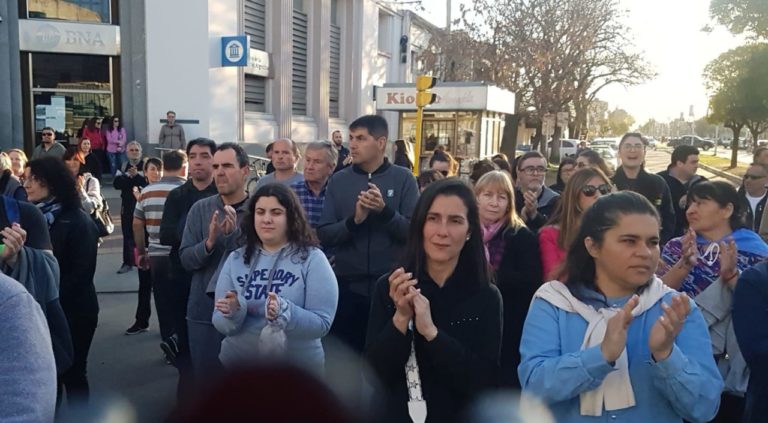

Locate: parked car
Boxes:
[667,135,715,151]
[646,137,658,150]
[591,137,619,150]
[547,139,579,159]
[591,145,620,173]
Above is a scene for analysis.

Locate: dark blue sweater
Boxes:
[733,261,768,423]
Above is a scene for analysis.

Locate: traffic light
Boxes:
[416,75,437,107]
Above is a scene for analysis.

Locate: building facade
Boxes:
[0,0,440,156]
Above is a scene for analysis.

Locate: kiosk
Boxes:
[375,82,516,170]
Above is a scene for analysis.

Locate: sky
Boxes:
[413,0,745,126]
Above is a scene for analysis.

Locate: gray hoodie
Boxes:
[212,245,338,371]
[179,195,248,323]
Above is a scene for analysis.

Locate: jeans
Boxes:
[107,151,126,176]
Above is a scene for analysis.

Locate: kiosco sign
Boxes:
[376,84,515,114]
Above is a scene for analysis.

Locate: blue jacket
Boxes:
[733,262,768,423]
[519,288,723,423]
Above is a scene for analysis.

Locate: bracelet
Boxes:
[722,270,740,282]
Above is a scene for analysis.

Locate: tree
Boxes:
[607,108,635,136]
[588,99,610,137]
[708,89,746,168]
[710,0,768,40]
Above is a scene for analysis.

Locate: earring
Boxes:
[466,234,471,241]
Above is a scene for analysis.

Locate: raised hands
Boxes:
[718,238,739,288]
[648,294,691,361]
[215,291,241,317]
[205,206,237,252]
[389,267,419,334]
[354,183,386,224]
[601,295,639,363]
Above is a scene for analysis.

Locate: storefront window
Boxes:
[33,91,112,140]
[455,112,479,158]
[27,0,111,24]
[32,53,111,90]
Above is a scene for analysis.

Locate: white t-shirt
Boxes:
[746,193,765,217]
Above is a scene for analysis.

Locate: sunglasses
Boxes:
[744,174,767,180]
[581,184,612,197]
[439,170,449,177]
[42,132,54,136]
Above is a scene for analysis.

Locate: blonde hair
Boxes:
[474,170,525,229]
[0,153,10,171]
[550,167,612,250]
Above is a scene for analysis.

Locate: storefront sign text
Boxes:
[19,20,120,56]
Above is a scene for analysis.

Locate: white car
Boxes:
[591,137,619,150]
[547,139,579,160]
[591,145,620,172]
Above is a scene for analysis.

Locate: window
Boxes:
[329,4,341,118]
[32,53,111,90]
[292,1,308,115]
[378,11,391,53]
[27,0,111,23]
[244,0,267,113]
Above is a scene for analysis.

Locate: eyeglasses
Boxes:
[581,184,612,197]
[42,132,54,136]
[520,166,547,175]
[621,144,645,152]
[744,174,767,180]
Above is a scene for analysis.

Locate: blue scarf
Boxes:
[35,198,62,228]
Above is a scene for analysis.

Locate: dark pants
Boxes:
[57,313,97,407]
[134,267,152,327]
[328,278,374,354]
[150,255,175,340]
[709,392,745,423]
[168,257,194,401]
[121,207,135,267]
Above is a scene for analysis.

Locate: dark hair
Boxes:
[349,115,388,140]
[754,146,768,162]
[687,181,746,230]
[469,159,499,184]
[240,183,318,264]
[87,117,99,131]
[145,157,163,171]
[394,139,409,155]
[577,149,614,177]
[492,153,509,162]
[555,157,576,187]
[671,145,699,166]
[399,179,492,285]
[492,157,512,174]
[428,150,448,167]
[618,132,647,148]
[266,142,274,154]
[417,169,445,190]
[216,142,249,168]
[564,191,660,293]
[62,146,85,165]
[162,150,188,172]
[186,137,217,155]
[107,115,122,132]
[26,157,81,211]
[515,151,546,170]
[167,110,176,116]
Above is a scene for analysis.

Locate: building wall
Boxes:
[0,0,24,150]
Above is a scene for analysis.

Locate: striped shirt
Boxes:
[289,180,327,227]
[134,176,186,256]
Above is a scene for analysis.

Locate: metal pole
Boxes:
[414,105,424,176]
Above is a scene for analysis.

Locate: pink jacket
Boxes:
[539,226,565,281]
[105,128,126,153]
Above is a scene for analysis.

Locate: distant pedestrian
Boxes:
[514,151,559,233]
[289,141,337,227]
[0,152,27,200]
[265,142,275,174]
[105,115,128,175]
[159,110,187,150]
[63,147,103,216]
[82,117,107,173]
[7,149,28,182]
[657,145,707,237]
[78,138,103,181]
[392,139,413,172]
[332,130,351,172]
[417,169,444,192]
[576,149,614,177]
[549,157,576,194]
[113,141,148,274]
[740,163,768,236]
[31,127,66,160]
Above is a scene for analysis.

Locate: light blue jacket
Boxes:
[212,245,338,371]
[518,288,723,423]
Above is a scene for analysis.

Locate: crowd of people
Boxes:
[2,115,768,423]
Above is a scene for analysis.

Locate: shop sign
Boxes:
[19,20,120,55]
[377,86,489,111]
[245,48,271,77]
[221,36,248,67]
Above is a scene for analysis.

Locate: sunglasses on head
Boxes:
[581,184,612,197]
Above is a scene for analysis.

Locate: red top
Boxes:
[82,128,105,150]
[539,225,565,281]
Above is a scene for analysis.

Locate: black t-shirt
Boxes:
[0,197,53,250]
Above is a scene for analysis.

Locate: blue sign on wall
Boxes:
[221,36,248,67]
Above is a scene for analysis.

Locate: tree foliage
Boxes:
[710,0,768,40]
[607,108,635,136]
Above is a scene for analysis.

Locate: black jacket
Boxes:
[394,153,413,172]
[50,207,99,318]
[741,191,767,232]
[613,166,676,244]
[657,169,706,238]
[158,179,217,273]
[83,153,103,181]
[335,145,350,173]
[365,261,502,423]
[113,160,147,212]
[492,225,542,389]
[513,186,560,233]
